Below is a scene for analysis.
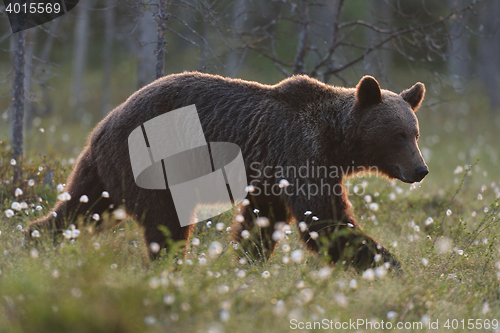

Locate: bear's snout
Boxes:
[414,165,429,182]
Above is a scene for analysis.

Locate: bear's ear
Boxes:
[400,82,425,111]
[355,76,382,109]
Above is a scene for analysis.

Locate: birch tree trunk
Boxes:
[155,0,168,79]
[24,28,37,130]
[101,0,115,117]
[11,31,26,184]
[71,0,92,116]
[136,5,156,88]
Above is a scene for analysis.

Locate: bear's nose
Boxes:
[414,165,429,182]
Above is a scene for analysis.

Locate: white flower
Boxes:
[362,268,375,281]
[31,230,40,238]
[163,294,175,305]
[208,241,223,257]
[369,203,379,211]
[235,214,245,223]
[299,288,314,303]
[220,310,230,322]
[4,209,14,218]
[192,238,200,246]
[387,311,397,320]
[92,213,100,221]
[57,192,71,202]
[237,269,246,278]
[245,185,255,193]
[101,191,110,198]
[446,209,452,216]
[291,249,304,263]
[278,179,290,188]
[255,217,270,228]
[56,184,64,192]
[113,209,126,220]
[364,195,372,203]
[14,188,23,197]
[298,221,307,232]
[309,231,319,240]
[253,209,260,214]
[374,254,382,262]
[216,222,225,231]
[349,279,358,289]
[79,195,89,203]
[149,242,160,254]
[11,202,21,211]
[317,267,331,279]
[28,179,35,186]
[457,249,464,255]
[241,199,250,206]
[424,217,434,226]
[312,216,319,221]
[241,230,250,239]
[262,270,271,278]
[10,159,16,166]
[304,211,312,216]
[421,258,429,266]
[272,230,282,242]
[389,193,396,201]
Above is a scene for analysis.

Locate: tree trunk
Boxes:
[101,0,115,117]
[71,0,92,117]
[39,20,61,116]
[226,0,247,78]
[155,0,168,79]
[11,31,26,184]
[24,28,37,130]
[136,5,156,88]
[478,1,500,112]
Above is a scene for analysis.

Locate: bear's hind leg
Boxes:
[28,147,115,237]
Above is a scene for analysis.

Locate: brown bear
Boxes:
[28,72,427,271]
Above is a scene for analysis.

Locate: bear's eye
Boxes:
[416,134,420,141]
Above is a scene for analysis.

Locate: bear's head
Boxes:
[351,75,428,183]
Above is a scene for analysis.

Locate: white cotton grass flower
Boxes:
[10,159,16,166]
[20,202,28,209]
[375,267,386,279]
[273,300,286,317]
[478,193,483,200]
[163,294,175,305]
[31,230,40,238]
[304,211,312,216]
[241,199,250,206]
[362,268,375,281]
[436,237,452,253]
[56,184,64,192]
[349,279,358,289]
[245,185,255,193]
[453,166,463,174]
[237,269,246,278]
[92,213,100,221]
[282,256,290,264]
[364,195,372,203]
[149,242,160,254]
[278,179,290,188]
[309,231,319,240]
[374,254,382,262]
[79,195,89,203]
[299,289,314,303]
[421,258,429,266]
[30,248,39,259]
[414,225,420,232]
[446,209,452,216]
[272,230,282,242]
[253,209,260,214]
[235,214,244,223]
[425,217,434,226]
[57,192,71,202]
[16,225,23,231]
[298,221,307,232]
[281,244,290,252]
[389,192,396,201]
[14,188,23,197]
[296,280,305,289]
[317,267,331,279]
[113,208,126,220]
[4,209,14,218]
[28,179,35,186]
[36,205,42,211]
[11,202,21,211]
[369,203,379,211]
[291,249,304,263]
[347,222,354,228]
[261,270,271,278]
[216,222,225,231]
[220,310,230,322]
[387,311,397,320]
[312,216,319,221]
[241,230,250,239]
[192,238,200,246]
[457,249,464,255]
[208,241,223,257]
[206,221,212,228]
[255,217,269,228]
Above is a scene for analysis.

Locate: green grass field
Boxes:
[1,88,500,333]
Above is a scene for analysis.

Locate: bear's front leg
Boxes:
[231,194,288,262]
[289,180,400,271]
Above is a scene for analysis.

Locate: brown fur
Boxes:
[29,72,427,271]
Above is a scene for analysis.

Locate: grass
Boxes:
[2,85,500,332]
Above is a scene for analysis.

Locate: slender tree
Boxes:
[11,31,26,184]
[101,0,116,117]
[155,0,168,79]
